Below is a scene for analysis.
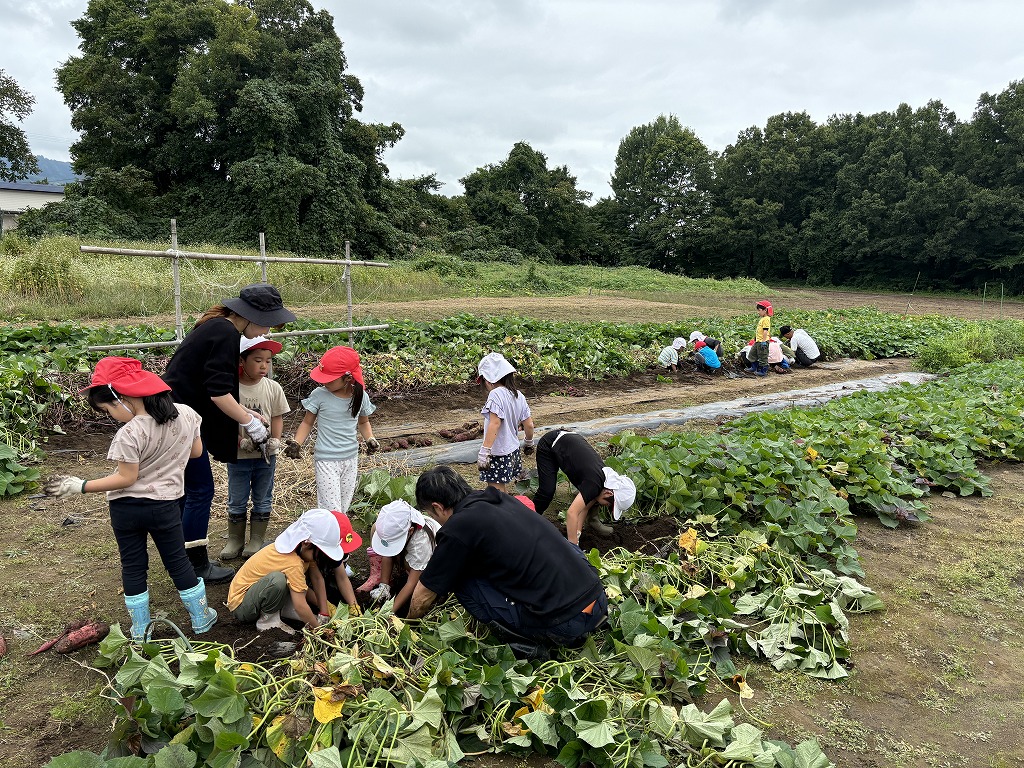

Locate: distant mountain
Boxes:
[26,156,79,185]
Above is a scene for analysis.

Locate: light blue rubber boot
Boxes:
[124,591,151,641]
[179,579,218,634]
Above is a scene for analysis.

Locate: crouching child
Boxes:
[226,509,362,633]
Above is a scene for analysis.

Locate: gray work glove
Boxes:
[283,439,302,459]
[477,446,492,469]
[522,439,535,457]
[365,438,380,455]
[44,475,86,498]
[242,415,269,444]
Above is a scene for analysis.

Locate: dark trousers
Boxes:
[455,577,608,647]
[533,431,562,515]
[754,341,769,367]
[109,497,199,595]
[795,349,820,367]
[179,449,215,542]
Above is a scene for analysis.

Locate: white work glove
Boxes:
[369,583,391,603]
[317,613,332,626]
[242,436,282,454]
[44,475,86,498]
[242,415,269,444]
[477,446,492,469]
[522,438,535,457]
[266,437,282,455]
[239,437,255,452]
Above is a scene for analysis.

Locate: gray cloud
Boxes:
[4,0,1024,199]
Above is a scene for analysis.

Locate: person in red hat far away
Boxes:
[43,357,218,641]
[474,352,536,492]
[227,509,363,632]
[220,335,290,562]
[745,300,773,377]
[162,284,296,585]
[283,346,379,599]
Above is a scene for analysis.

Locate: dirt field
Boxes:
[1,291,1022,767]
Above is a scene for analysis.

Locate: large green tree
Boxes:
[609,115,713,273]
[0,69,40,182]
[54,0,404,254]
[460,142,594,261]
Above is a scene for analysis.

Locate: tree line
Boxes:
[7,0,1024,293]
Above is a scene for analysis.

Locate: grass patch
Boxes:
[0,235,771,320]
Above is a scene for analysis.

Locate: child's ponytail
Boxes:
[350,380,365,419]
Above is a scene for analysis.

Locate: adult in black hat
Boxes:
[163,284,296,583]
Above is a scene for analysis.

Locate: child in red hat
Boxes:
[43,357,218,641]
[284,347,378,590]
[745,301,773,377]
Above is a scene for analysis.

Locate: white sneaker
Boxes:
[256,611,295,634]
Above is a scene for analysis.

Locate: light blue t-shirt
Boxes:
[301,387,377,461]
[696,347,721,369]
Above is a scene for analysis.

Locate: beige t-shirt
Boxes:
[106,404,202,501]
[227,546,310,611]
[237,377,290,459]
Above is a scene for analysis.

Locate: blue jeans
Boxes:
[179,450,215,542]
[109,497,198,595]
[226,456,277,524]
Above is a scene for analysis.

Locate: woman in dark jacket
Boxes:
[163,284,296,582]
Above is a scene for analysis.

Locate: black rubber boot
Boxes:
[187,545,235,584]
[486,621,551,661]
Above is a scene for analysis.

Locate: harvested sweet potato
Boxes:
[0,635,7,658]
[54,620,110,654]
[26,619,89,656]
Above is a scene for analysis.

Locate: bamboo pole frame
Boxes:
[81,219,390,352]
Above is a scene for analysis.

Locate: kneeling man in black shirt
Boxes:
[408,466,607,650]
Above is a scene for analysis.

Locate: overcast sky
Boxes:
[6,0,1024,198]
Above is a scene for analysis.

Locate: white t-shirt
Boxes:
[481,386,531,457]
[789,329,821,359]
[107,404,202,500]
[404,517,442,571]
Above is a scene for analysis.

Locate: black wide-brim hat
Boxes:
[223,284,297,327]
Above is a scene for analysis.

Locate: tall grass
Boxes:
[0,234,770,321]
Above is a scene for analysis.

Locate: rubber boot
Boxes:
[587,509,614,536]
[242,519,270,558]
[124,591,151,642]
[256,611,295,635]
[220,520,246,560]
[755,364,768,377]
[186,542,235,584]
[179,578,218,634]
[356,549,383,593]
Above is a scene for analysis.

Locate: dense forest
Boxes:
[13,0,1024,293]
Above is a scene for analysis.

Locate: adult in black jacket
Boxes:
[533,429,636,544]
[163,284,295,583]
[409,467,607,651]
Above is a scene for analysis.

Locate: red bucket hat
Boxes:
[83,357,171,397]
[310,346,365,386]
[331,510,363,554]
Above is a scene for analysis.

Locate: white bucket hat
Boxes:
[688,331,706,344]
[371,500,425,557]
[602,467,637,520]
[672,337,687,349]
[477,352,516,383]
[274,509,357,561]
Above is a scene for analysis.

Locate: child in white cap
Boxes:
[222,335,290,560]
[363,500,442,615]
[657,338,688,372]
[475,352,535,491]
[226,508,362,632]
